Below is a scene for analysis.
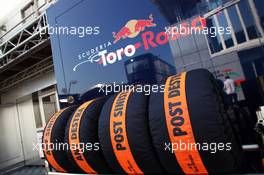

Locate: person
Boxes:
[224,75,238,104]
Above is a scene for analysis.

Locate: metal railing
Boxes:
[0,56,54,92]
[0,13,49,72]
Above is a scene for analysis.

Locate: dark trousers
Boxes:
[228,93,238,104]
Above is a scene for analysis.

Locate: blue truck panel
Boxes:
[46,0,177,104]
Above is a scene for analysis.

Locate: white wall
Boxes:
[0,104,24,170]
[16,96,39,163]
[0,71,56,170]
[0,0,33,39]
[0,0,50,41]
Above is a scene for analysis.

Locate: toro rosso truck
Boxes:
[43,0,264,174]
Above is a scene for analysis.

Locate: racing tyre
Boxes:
[65,97,112,174]
[43,106,80,173]
[99,91,164,174]
[149,69,243,174]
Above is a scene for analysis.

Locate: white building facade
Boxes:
[0,0,59,171]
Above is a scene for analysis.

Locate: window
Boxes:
[0,25,6,39]
[126,59,149,74]
[254,0,264,30]
[206,16,223,54]
[205,1,264,55]
[42,94,58,122]
[227,6,246,44]
[216,11,234,48]
[21,1,34,21]
[0,25,6,32]
[32,92,42,128]
[207,0,223,10]
[238,0,258,40]
[126,64,134,74]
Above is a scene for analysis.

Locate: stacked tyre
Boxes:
[148,70,243,174]
[43,69,244,174]
[43,98,112,174]
[98,91,164,174]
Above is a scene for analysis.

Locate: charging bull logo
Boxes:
[112,14,156,44]
[73,15,206,70]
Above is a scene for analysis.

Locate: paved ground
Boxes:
[3,165,46,175]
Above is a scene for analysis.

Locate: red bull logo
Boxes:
[112,14,156,44]
[98,16,206,67]
[74,15,206,69]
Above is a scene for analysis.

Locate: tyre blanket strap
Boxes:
[69,100,97,174]
[110,91,143,174]
[164,72,208,174]
[43,108,68,173]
